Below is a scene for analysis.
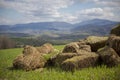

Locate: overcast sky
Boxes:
[0,0,120,25]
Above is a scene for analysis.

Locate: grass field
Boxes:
[0,45,120,80]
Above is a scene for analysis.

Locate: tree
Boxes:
[0,36,16,49]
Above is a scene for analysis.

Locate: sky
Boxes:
[0,0,120,25]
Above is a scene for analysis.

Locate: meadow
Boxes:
[0,45,120,80]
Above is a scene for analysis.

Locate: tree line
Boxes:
[0,36,16,49]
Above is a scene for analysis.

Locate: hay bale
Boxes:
[79,45,91,52]
[54,53,79,66]
[97,46,120,67]
[61,53,99,71]
[77,49,96,55]
[62,42,79,53]
[23,45,40,56]
[13,54,24,69]
[37,43,54,54]
[106,35,120,56]
[84,36,108,52]
[110,24,120,36]
[62,41,91,53]
[77,40,86,46]
[13,45,46,71]
[46,50,94,67]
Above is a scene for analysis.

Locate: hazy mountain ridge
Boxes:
[72,19,119,36]
[0,19,119,38]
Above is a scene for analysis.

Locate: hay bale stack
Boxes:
[62,42,79,53]
[13,45,46,71]
[106,35,120,56]
[97,46,120,67]
[84,36,108,52]
[61,53,99,71]
[47,50,94,67]
[110,24,120,36]
[37,43,54,54]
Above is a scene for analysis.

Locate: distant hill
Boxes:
[72,19,119,36]
[0,22,73,34]
[0,19,119,38]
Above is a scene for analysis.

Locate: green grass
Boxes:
[0,45,119,80]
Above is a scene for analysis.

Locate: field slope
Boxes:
[0,45,119,80]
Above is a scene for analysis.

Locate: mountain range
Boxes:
[0,19,119,38]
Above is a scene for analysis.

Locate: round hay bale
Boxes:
[84,36,108,52]
[61,53,99,71]
[13,45,46,71]
[62,42,79,53]
[106,35,120,56]
[97,46,120,67]
[37,43,54,54]
[110,24,120,36]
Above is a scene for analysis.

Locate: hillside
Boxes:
[0,19,119,45]
[0,46,119,80]
[72,19,119,36]
[0,19,119,37]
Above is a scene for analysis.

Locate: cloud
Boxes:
[79,8,104,16]
[94,0,120,7]
[0,0,120,25]
[0,0,75,24]
[0,0,74,15]
[74,7,117,22]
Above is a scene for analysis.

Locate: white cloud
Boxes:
[0,0,75,24]
[0,0,120,25]
[0,0,74,15]
[74,7,117,22]
[94,0,120,7]
[79,8,104,16]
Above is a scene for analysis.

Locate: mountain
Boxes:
[0,22,73,34]
[72,19,119,36]
[0,19,119,38]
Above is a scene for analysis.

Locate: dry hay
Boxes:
[79,45,91,52]
[62,42,79,53]
[62,41,91,53]
[77,49,96,55]
[46,50,94,67]
[61,53,99,72]
[106,35,120,56]
[13,45,46,71]
[77,40,86,46]
[84,36,108,52]
[78,40,91,52]
[37,43,54,54]
[110,24,120,36]
[97,46,120,67]
[23,45,40,56]
[54,53,79,66]
[13,54,24,69]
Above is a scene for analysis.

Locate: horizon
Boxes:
[0,18,119,26]
[0,0,120,25]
